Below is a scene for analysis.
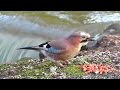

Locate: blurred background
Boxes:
[0,11,120,63]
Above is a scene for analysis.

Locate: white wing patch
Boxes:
[43,44,47,48]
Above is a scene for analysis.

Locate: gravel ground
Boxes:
[78,35,120,79]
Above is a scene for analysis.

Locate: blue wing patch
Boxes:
[39,41,64,53]
[47,47,62,54]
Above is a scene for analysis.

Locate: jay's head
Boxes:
[67,31,92,46]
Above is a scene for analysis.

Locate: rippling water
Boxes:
[0,11,120,63]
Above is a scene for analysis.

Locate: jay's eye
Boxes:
[82,36,86,38]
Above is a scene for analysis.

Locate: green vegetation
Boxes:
[61,65,85,78]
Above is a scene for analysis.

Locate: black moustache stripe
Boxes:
[81,39,88,43]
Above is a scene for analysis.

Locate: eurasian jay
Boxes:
[18,31,93,67]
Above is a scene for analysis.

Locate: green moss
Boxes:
[20,69,42,76]
[19,60,54,78]
[34,60,54,69]
[16,57,32,65]
[0,64,10,70]
[61,65,85,78]
[0,57,88,79]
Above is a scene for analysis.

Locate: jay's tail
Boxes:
[18,46,40,51]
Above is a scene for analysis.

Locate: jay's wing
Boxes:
[39,39,69,54]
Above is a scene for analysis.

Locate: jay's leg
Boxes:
[60,60,72,65]
[64,60,72,65]
[51,60,65,68]
[51,60,72,68]
[39,52,46,62]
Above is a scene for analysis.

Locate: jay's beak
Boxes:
[87,37,95,41]
[81,37,95,43]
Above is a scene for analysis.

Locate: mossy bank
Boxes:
[0,57,86,79]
